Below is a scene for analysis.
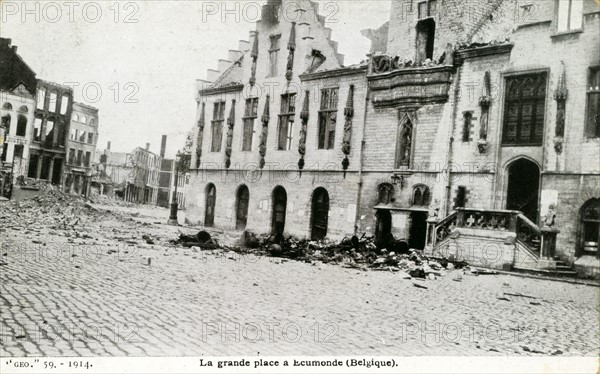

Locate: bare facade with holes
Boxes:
[187,0,599,276]
[64,102,98,198]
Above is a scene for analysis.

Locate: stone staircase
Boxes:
[424,208,578,278]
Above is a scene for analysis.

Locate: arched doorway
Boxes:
[375,209,392,248]
[579,198,600,256]
[236,185,250,230]
[271,186,287,235]
[205,183,216,227]
[506,158,540,222]
[311,187,330,240]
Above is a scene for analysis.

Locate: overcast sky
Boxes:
[1,0,390,157]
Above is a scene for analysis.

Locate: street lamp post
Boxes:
[167,152,181,225]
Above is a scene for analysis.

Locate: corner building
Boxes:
[188,0,600,276]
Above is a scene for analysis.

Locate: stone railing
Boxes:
[427,208,554,260]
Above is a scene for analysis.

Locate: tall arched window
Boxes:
[412,185,431,206]
[204,183,216,227]
[580,198,600,256]
[16,115,27,136]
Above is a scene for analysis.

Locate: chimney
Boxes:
[107,141,111,150]
[146,142,150,151]
[11,46,17,53]
[160,135,167,158]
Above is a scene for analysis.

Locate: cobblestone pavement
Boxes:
[1,204,598,357]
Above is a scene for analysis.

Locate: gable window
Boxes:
[395,112,414,168]
[268,35,281,77]
[277,93,296,150]
[586,67,600,138]
[211,101,226,152]
[318,88,339,149]
[242,98,258,151]
[557,0,583,33]
[502,72,547,146]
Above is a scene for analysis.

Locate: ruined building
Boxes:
[0,38,37,198]
[64,103,99,197]
[187,0,599,276]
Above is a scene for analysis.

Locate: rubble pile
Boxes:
[0,187,124,233]
[88,192,136,208]
[171,229,470,279]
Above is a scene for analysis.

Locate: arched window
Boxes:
[16,115,27,136]
[2,102,12,110]
[272,186,287,235]
[72,113,79,122]
[311,187,330,240]
[580,198,600,256]
[1,114,11,133]
[412,185,431,206]
[80,115,86,124]
[204,183,216,227]
[89,118,96,126]
[18,105,28,114]
[236,185,250,230]
[378,183,394,204]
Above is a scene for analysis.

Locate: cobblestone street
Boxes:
[1,204,598,357]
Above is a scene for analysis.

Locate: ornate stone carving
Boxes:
[249,32,259,87]
[195,102,206,168]
[258,95,270,169]
[553,61,568,155]
[285,22,296,82]
[224,99,235,169]
[298,91,309,170]
[477,71,491,154]
[341,85,354,175]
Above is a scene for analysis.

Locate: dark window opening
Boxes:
[579,198,599,256]
[378,183,395,205]
[40,156,51,180]
[16,115,27,136]
[318,88,339,149]
[455,186,467,208]
[14,145,23,158]
[413,185,431,206]
[272,186,287,235]
[462,111,473,142]
[418,0,437,19]
[502,73,547,145]
[586,67,600,138]
[311,187,330,241]
[28,155,39,178]
[416,18,435,62]
[205,183,216,227]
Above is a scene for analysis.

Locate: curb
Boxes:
[484,268,600,287]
